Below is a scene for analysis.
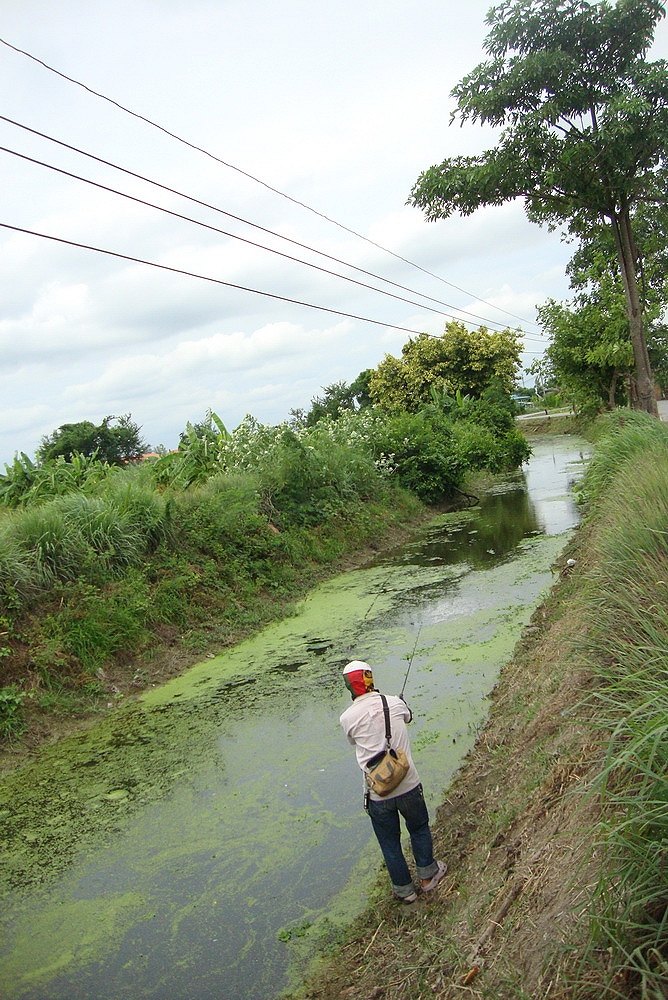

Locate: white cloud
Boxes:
[1,0,666,463]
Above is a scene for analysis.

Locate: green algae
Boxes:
[139,562,400,708]
[0,438,590,1000]
[2,892,148,988]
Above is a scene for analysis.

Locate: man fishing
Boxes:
[339,660,447,903]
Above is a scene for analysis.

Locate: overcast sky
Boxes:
[1,1,667,464]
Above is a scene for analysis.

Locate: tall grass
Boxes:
[576,409,667,505]
[575,413,668,998]
[0,486,169,604]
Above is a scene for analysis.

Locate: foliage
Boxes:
[537,229,668,408]
[0,526,37,606]
[348,369,374,410]
[9,504,88,586]
[294,372,374,427]
[467,383,519,434]
[567,206,668,315]
[367,408,464,502]
[170,472,278,576]
[0,686,25,741]
[535,285,634,415]
[0,488,169,607]
[409,0,668,413]
[453,419,530,475]
[369,322,522,412]
[39,576,151,675]
[647,322,668,394]
[0,453,38,508]
[38,414,147,465]
[0,384,532,699]
[0,452,113,509]
[253,425,381,527]
[98,472,170,551]
[153,410,230,489]
[574,409,668,506]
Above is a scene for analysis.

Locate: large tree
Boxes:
[38,414,147,465]
[369,321,522,412]
[410,0,668,415]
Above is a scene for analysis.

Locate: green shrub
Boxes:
[494,426,532,470]
[171,474,276,565]
[451,421,500,471]
[254,428,379,527]
[371,410,465,502]
[469,383,518,433]
[40,576,151,674]
[0,685,26,741]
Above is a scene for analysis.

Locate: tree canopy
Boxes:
[535,286,634,413]
[291,371,374,427]
[38,415,147,465]
[410,0,668,415]
[369,321,522,412]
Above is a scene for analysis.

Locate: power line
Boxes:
[0,221,446,336]
[0,35,541,331]
[0,115,533,335]
[1,142,540,334]
[2,222,547,355]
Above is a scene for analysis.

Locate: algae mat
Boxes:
[0,437,588,1000]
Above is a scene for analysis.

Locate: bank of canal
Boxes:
[0,436,588,1000]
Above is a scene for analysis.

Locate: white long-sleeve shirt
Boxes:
[339,691,420,800]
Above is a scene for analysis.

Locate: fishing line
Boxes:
[400,623,423,700]
[340,566,396,664]
[361,566,396,622]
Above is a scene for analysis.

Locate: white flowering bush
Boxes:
[153,395,528,508]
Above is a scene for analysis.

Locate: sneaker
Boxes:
[394,890,418,904]
[421,860,447,892]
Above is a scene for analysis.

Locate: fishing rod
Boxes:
[400,623,423,700]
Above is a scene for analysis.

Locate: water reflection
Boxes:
[401,477,537,569]
[380,438,587,572]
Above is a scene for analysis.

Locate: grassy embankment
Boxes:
[0,469,425,758]
[286,411,667,1000]
[0,401,528,758]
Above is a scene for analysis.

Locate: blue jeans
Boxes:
[367,783,437,897]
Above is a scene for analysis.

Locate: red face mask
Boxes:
[343,661,375,698]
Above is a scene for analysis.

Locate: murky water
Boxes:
[0,437,588,1000]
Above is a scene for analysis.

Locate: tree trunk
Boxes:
[608,370,618,410]
[610,209,658,416]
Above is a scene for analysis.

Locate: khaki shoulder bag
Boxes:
[364,694,409,796]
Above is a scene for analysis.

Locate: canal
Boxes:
[0,435,588,999]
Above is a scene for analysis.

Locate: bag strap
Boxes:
[379,694,392,749]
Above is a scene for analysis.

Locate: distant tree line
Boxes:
[37,415,147,466]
